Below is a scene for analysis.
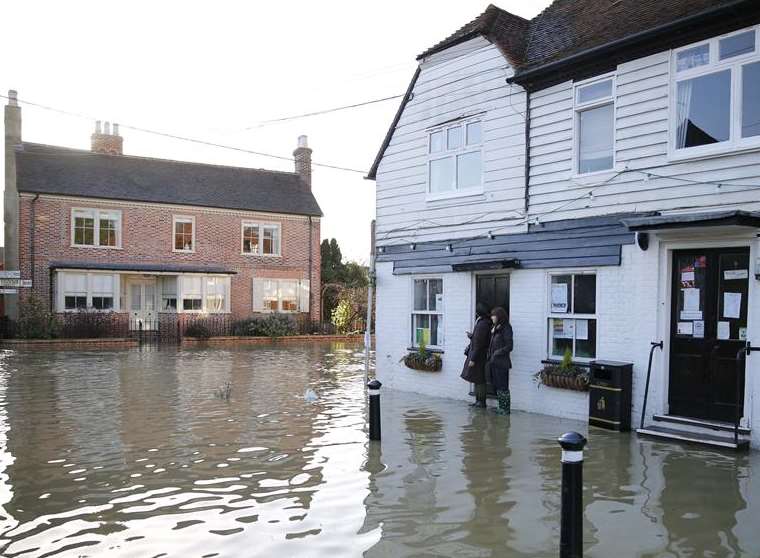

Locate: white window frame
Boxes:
[178,275,230,314]
[253,278,306,313]
[572,74,616,177]
[58,271,120,312]
[70,208,122,249]
[241,221,281,256]
[173,215,196,253]
[410,277,444,349]
[669,25,760,161]
[426,117,484,201]
[546,271,597,362]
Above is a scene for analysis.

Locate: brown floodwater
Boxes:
[0,342,758,557]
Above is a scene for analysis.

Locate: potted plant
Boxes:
[534,348,590,391]
[402,342,443,372]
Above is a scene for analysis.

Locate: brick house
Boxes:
[3,93,322,328]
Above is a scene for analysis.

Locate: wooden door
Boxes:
[669,248,749,422]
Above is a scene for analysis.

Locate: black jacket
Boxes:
[460,316,491,384]
[487,321,513,374]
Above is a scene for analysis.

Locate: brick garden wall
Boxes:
[18,194,321,321]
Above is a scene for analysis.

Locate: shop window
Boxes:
[548,273,597,360]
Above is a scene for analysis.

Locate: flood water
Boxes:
[0,343,758,557]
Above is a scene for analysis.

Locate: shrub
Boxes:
[232,314,296,337]
[16,295,58,339]
[331,299,353,334]
[60,309,121,339]
[185,321,211,339]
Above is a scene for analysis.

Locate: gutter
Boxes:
[508,0,756,89]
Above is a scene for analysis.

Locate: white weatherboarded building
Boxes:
[368,1,760,449]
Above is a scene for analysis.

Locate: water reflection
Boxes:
[0,345,758,556]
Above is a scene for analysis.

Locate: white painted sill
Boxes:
[426,188,485,203]
[667,142,760,164]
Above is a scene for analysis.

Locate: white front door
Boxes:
[128,279,157,330]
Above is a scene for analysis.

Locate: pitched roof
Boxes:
[417,0,749,71]
[16,143,323,217]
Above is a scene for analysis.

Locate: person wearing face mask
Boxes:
[487,306,513,415]
[460,302,491,408]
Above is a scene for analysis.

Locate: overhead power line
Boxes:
[0,92,368,174]
[240,94,404,130]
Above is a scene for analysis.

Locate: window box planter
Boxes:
[402,349,442,372]
[534,357,590,392]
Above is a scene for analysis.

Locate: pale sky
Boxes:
[1,0,550,263]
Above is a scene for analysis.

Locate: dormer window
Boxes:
[427,118,483,197]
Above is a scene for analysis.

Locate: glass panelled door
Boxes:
[128,279,157,330]
[475,274,510,396]
[669,248,749,422]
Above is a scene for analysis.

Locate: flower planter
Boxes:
[536,369,589,391]
[403,352,442,372]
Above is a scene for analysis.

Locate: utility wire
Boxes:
[0,92,368,174]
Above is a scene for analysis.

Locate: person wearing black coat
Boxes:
[460,302,491,408]
[487,306,513,415]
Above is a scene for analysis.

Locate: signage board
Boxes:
[0,271,20,279]
[0,279,32,288]
[0,288,17,294]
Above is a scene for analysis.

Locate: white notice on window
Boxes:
[718,321,731,340]
[724,269,749,280]
[693,320,705,338]
[551,283,568,313]
[723,292,741,319]
[576,319,588,340]
[683,288,700,312]
[677,322,693,335]
[563,319,575,339]
[681,271,695,282]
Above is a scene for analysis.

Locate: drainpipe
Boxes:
[30,194,39,294]
[364,220,376,385]
[308,215,313,326]
[522,86,531,215]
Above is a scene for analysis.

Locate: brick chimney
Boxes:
[293,135,312,189]
[91,120,123,155]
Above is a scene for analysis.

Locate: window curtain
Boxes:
[675,80,693,149]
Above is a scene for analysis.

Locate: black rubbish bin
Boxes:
[588,360,633,431]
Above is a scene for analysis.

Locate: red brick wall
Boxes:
[18,195,321,321]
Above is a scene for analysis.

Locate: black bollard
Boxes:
[558,431,587,558]
[368,379,382,441]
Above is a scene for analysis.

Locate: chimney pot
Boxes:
[104,121,111,135]
[95,120,102,134]
[298,135,308,148]
[113,123,119,136]
[7,90,18,106]
[91,119,123,155]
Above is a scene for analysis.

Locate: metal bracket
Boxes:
[746,341,760,356]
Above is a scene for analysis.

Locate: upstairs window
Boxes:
[173,216,195,252]
[72,209,121,248]
[427,119,482,196]
[574,76,615,174]
[672,26,760,155]
[242,222,281,256]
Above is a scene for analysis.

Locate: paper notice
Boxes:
[693,320,705,338]
[723,292,741,319]
[576,319,588,340]
[724,269,749,280]
[680,311,703,321]
[551,283,568,313]
[681,271,695,282]
[563,319,575,339]
[677,322,693,335]
[718,321,731,340]
[683,288,700,312]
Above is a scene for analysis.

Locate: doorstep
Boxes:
[653,414,751,436]
[637,424,750,451]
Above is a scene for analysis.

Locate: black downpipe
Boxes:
[30,194,39,303]
[308,216,313,326]
[523,87,531,214]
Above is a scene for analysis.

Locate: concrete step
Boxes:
[653,414,750,436]
[637,425,750,451]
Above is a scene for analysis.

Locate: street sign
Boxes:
[0,271,20,279]
[0,279,31,288]
[0,288,17,294]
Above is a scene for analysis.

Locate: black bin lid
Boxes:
[591,360,633,368]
